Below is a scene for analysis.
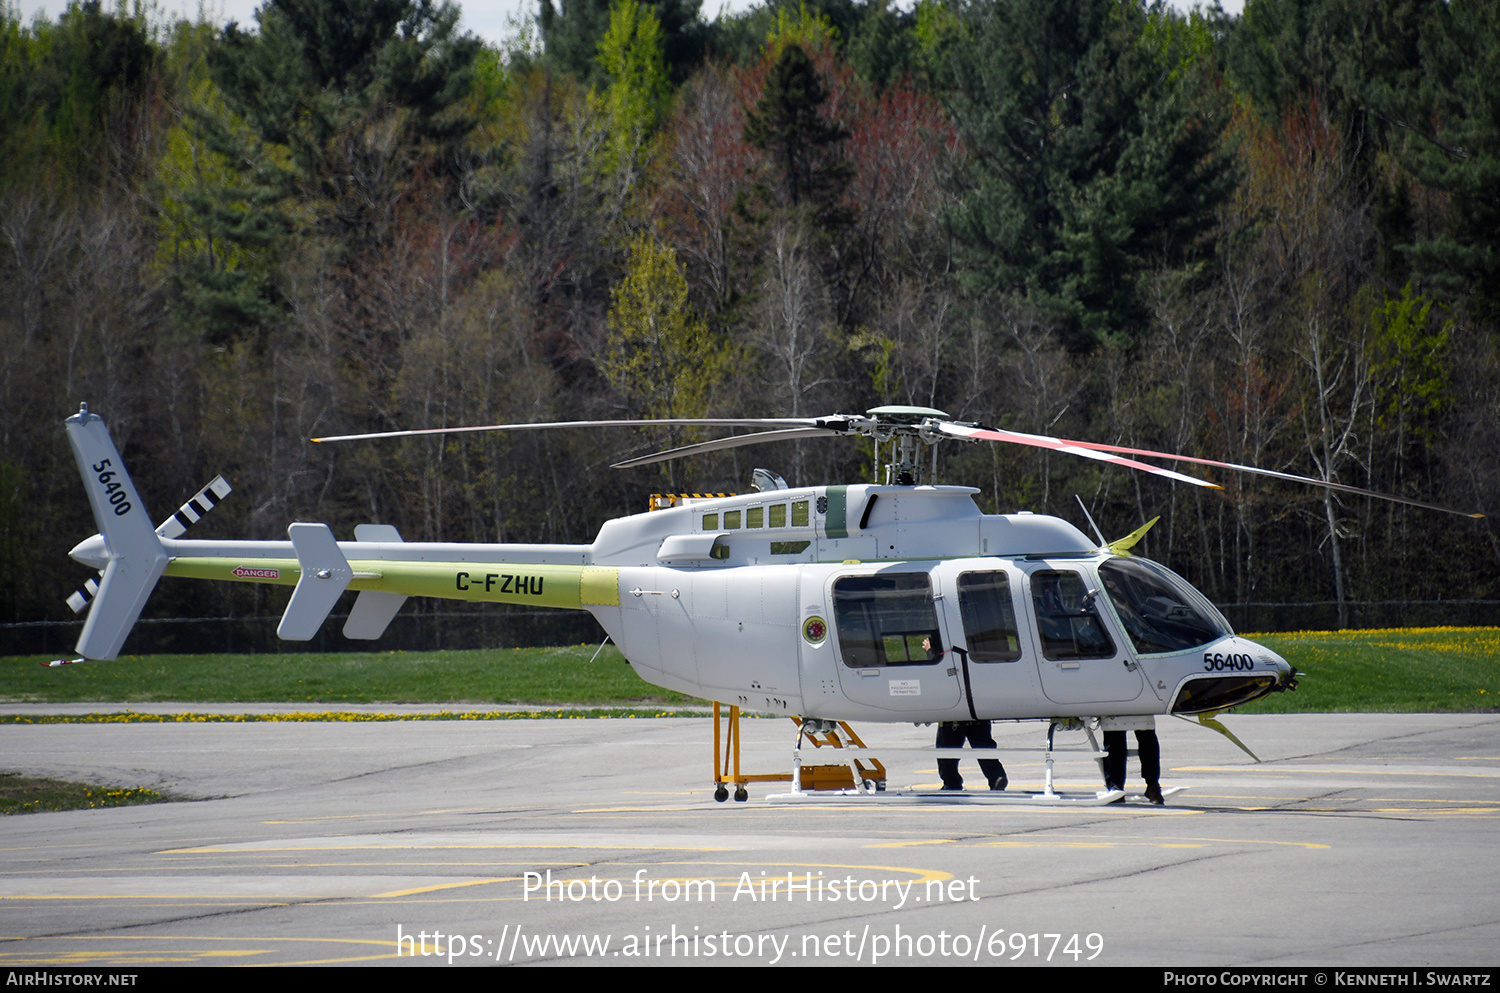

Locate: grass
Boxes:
[2,629,1497,714]
[1235,627,1500,714]
[0,773,168,815]
[0,644,696,706]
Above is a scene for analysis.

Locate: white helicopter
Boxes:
[60,403,1481,800]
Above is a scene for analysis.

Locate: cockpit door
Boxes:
[930,561,1041,720]
[1021,562,1144,706]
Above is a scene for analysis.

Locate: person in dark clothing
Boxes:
[1104,728,1164,804]
[937,720,1008,791]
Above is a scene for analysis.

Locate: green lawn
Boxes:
[0,644,695,706]
[1236,627,1500,713]
[0,774,167,815]
[2,628,1496,713]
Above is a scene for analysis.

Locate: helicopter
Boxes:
[59,403,1482,798]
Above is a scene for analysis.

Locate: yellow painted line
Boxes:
[1172,766,1500,778]
[0,935,396,968]
[993,834,1330,850]
[635,861,954,885]
[166,843,732,853]
[1369,807,1497,814]
[1,895,290,903]
[985,841,1118,848]
[164,862,588,870]
[577,805,1174,818]
[374,877,508,898]
[264,807,497,823]
[1186,793,1494,803]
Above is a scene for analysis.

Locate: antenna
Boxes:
[1074,494,1108,549]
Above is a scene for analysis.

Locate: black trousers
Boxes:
[937,721,1006,789]
[1103,729,1160,790]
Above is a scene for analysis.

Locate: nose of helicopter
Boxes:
[1243,637,1299,691]
[70,533,109,569]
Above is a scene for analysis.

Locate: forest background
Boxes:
[3,0,1498,650]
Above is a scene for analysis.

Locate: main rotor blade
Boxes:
[941,421,1482,518]
[311,417,822,444]
[1063,439,1485,519]
[611,427,842,468]
[934,422,1222,490]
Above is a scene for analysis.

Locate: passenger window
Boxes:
[833,574,941,667]
[1030,570,1115,660]
[957,572,1022,662]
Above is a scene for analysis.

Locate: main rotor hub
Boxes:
[858,407,954,485]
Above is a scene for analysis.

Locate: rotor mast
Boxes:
[863,406,951,485]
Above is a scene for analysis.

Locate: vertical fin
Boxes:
[64,405,168,660]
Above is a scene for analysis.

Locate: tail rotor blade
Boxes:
[156,475,233,539]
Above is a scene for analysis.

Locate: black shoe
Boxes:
[989,774,1008,792]
[1144,784,1165,805]
[940,784,964,791]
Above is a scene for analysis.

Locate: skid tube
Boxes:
[764,719,1165,805]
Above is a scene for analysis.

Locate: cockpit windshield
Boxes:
[1098,557,1230,654]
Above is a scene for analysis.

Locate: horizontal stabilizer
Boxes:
[278,523,353,640]
[344,591,407,639]
[343,524,405,639]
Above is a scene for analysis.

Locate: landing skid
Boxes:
[710,709,1182,805]
[764,786,1129,805]
[761,718,1170,805]
[1115,786,1188,805]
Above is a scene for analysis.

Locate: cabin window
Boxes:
[724,510,741,529]
[833,573,941,667]
[956,571,1022,662]
[770,540,811,555]
[791,501,809,527]
[1030,570,1115,661]
[747,506,764,528]
[1099,557,1228,654]
[702,513,719,530]
[768,504,787,528]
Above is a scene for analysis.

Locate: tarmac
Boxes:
[0,708,1497,967]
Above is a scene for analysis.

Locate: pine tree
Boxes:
[743,42,853,229]
[939,0,1235,349]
